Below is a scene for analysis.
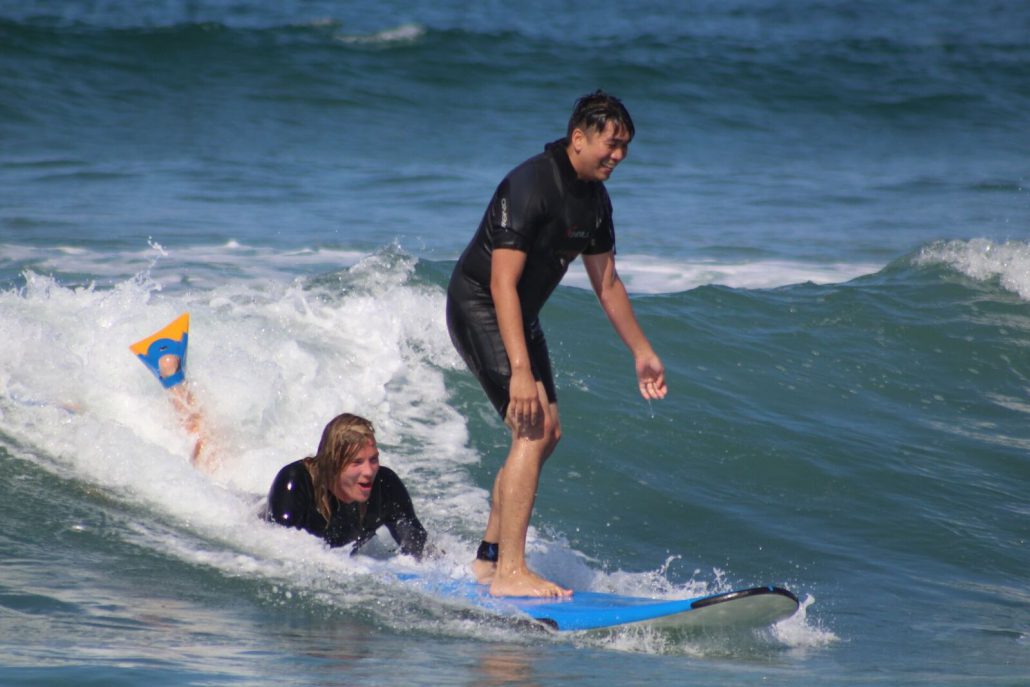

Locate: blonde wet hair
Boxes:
[304,413,376,521]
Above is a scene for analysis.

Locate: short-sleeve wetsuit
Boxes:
[446,138,616,417]
[265,460,427,558]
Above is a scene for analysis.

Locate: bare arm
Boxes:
[490,248,543,426]
[582,250,667,400]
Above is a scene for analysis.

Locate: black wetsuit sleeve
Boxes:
[266,460,327,538]
[378,468,428,558]
[486,160,552,254]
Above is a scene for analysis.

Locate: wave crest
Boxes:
[915,238,1030,300]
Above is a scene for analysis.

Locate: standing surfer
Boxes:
[446,91,667,597]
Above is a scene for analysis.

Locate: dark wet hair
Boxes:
[566,90,635,140]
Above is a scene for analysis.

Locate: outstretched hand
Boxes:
[635,353,667,400]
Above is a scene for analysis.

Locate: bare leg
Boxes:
[488,382,570,598]
[158,354,214,473]
[472,401,562,585]
[471,468,504,584]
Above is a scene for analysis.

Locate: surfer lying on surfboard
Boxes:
[132,314,428,559]
[264,413,428,559]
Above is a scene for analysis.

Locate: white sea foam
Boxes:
[0,240,369,292]
[915,238,1030,301]
[0,255,590,602]
[334,23,426,46]
[770,594,839,650]
[0,246,826,649]
[1,240,883,296]
[565,254,882,293]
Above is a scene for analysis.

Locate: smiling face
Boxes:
[331,439,380,504]
[567,120,631,182]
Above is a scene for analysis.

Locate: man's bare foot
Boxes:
[471,558,496,585]
[489,568,572,598]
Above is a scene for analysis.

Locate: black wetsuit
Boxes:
[446,138,616,416]
[266,460,427,558]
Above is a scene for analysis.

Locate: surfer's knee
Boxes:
[542,413,561,452]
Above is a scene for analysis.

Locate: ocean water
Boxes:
[1,1,1028,685]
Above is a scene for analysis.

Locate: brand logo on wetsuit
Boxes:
[500,198,510,228]
[566,211,603,240]
[565,224,591,240]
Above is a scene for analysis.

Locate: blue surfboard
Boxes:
[401,574,799,632]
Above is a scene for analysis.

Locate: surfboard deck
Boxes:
[400,574,799,632]
[129,312,190,388]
